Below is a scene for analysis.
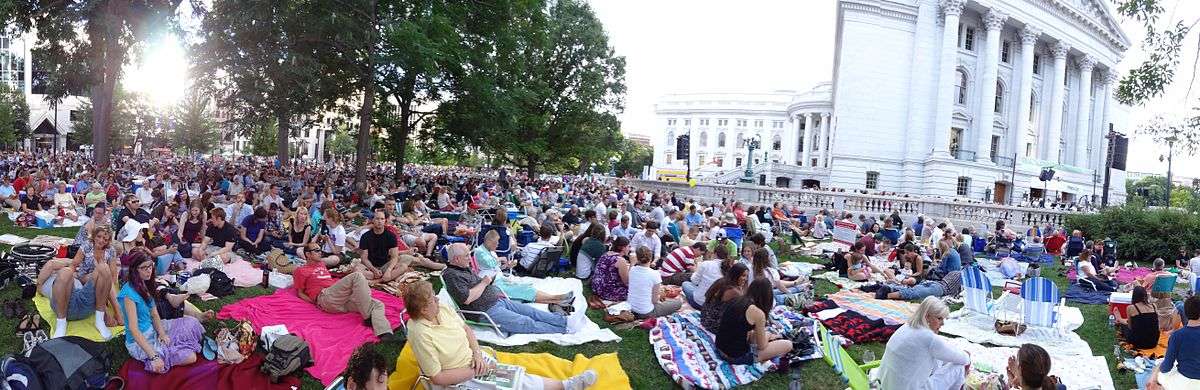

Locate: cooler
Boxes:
[1109,292,1132,320]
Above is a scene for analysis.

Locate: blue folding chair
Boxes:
[961,266,994,316]
[1019,277,1061,329]
[724,227,745,248]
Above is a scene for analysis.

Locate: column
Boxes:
[1045,41,1070,163]
[1073,54,1096,168]
[932,0,966,157]
[1014,26,1041,159]
[801,113,813,167]
[793,114,806,166]
[976,10,1007,163]
[1097,71,1118,169]
[819,113,831,168]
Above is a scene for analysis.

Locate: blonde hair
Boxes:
[403,280,435,320]
[908,296,950,329]
[484,230,500,245]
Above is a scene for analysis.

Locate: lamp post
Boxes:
[609,156,618,177]
[1163,135,1177,206]
[740,136,761,184]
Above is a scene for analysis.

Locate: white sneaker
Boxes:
[562,369,598,390]
[52,318,68,339]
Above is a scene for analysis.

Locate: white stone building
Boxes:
[1,30,88,152]
[652,0,1132,205]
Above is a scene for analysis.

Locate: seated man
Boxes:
[1138,259,1175,291]
[516,225,556,273]
[191,208,239,263]
[36,225,121,339]
[876,270,962,301]
[442,243,571,335]
[357,210,443,284]
[293,242,397,341]
[661,242,707,286]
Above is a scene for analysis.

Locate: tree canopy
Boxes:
[0,83,29,148]
[171,92,219,154]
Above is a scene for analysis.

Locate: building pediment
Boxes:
[952,109,973,123]
[1048,0,1132,51]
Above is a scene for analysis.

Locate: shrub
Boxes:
[1064,204,1200,263]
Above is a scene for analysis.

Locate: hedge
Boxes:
[1064,204,1200,263]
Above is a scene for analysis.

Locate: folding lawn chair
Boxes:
[961,266,994,316]
[1017,277,1062,331]
[525,246,564,278]
[818,322,878,390]
[724,227,745,249]
[412,347,500,390]
[438,275,508,338]
[1150,273,1177,300]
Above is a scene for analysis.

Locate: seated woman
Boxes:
[568,223,606,279]
[1138,259,1174,291]
[474,230,572,305]
[1115,286,1159,350]
[878,296,970,389]
[118,252,204,374]
[590,237,631,302]
[683,246,732,310]
[1148,295,1200,390]
[1005,344,1066,390]
[700,263,749,335]
[930,240,962,280]
[404,280,598,390]
[714,279,793,365]
[1077,250,1117,292]
[628,247,683,319]
[749,248,805,304]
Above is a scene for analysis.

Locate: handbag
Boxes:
[993,319,1026,336]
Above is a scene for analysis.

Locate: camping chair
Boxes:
[1017,277,1062,331]
[477,225,513,259]
[1150,273,1178,300]
[438,275,508,338]
[819,322,878,390]
[412,347,500,390]
[724,227,745,249]
[961,266,994,316]
[525,246,564,278]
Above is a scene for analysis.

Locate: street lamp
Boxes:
[1163,135,1177,206]
[740,136,761,184]
[609,156,618,177]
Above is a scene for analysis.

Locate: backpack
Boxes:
[191,268,235,297]
[259,334,313,383]
[16,336,115,390]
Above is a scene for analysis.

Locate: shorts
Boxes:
[421,224,443,235]
[41,275,97,321]
[719,345,758,366]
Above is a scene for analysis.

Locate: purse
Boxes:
[993,319,1027,336]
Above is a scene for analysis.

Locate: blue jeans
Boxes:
[156,252,184,275]
[898,282,945,301]
[774,286,805,305]
[682,281,702,309]
[484,299,567,335]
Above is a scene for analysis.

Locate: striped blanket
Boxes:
[649,307,820,389]
[827,290,915,326]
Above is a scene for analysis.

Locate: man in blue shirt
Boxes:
[238,208,270,254]
[0,177,18,209]
[684,205,704,227]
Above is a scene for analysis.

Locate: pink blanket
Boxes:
[185,258,264,288]
[217,288,407,385]
[1068,266,1151,284]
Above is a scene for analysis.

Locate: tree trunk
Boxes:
[353,0,379,195]
[91,39,123,169]
[525,156,537,178]
[276,110,290,166]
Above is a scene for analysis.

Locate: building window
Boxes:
[666,152,673,161]
[961,26,976,51]
[865,171,880,190]
[698,152,707,166]
[684,119,691,126]
[772,135,781,151]
[718,132,726,147]
[667,131,675,146]
[798,137,805,152]
[754,120,763,127]
[956,70,968,105]
[1029,92,1038,122]
[1033,54,1041,75]
[717,119,728,127]
[990,135,1000,161]
[950,128,963,154]
[736,132,745,148]
[1025,143,1033,158]
[699,119,708,126]
[1001,41,1011,63]
[716,156,724,167]
[69,110,81,122]
[994,81,1005,113]
[735,157,743,167]
[772,121,783,129]
[736,119,747,127]
[667,119,676,126]
[699,131,708,147]
[956,177,971,196]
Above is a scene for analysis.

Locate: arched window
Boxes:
[699,131,708,147]
[956,70,969,105]
[667,131,675,146]
[994,81,1005,113]
[736,132,745,148]
[773,135,782,151]
[1029,92,1038,122]
[718,132,726,147]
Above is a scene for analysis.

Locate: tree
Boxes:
[2,1,182,168]
[1127,175,1170,206]
[326,126,357,159]
[248,121,279,157]
[172,92,219,154]
[69,88,142,151]
[437,0,626,177]
[0,83,29,148]
[613,139,653,177]
[1170,186,1197,209]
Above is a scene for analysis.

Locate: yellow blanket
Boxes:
[33,295,124,342]
[387,344,631,389]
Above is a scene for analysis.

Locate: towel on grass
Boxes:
[1067,266,1152,285]
[436,276,621,347]
[649,307,821,389]
[184,257,258,287]
[1065,283,1112,304]
[33,295,124,342]
[217,288,406,385]
[941,310,1092,356]
[827,290,915,326]
[943,337,1114,390]
[1120,327,1176,359]
[387,343,631,390]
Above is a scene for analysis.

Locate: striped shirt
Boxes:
[661,246,698,277]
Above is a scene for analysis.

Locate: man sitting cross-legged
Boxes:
[293,242,398,342]
[191,207,239,263]
[355,210,444,284]
[442,243,572,335]
[36,225,122,339]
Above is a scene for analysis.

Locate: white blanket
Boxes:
[811,271,880,290]
[974,258,1029,287]
[943,337,1114,390]
[940,310,1092,356]
[7,211,89,228]
[779,261,824,278]
[437,276,621,347]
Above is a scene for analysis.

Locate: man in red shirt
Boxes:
[661,243,708,286]
[293,242,396,341]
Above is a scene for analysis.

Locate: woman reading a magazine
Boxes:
[404,280,598,390]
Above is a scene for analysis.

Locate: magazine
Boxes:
[471,363,524,390]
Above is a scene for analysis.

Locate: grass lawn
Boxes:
[0,220,1135,389]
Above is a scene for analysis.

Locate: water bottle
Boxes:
[1113,345,1121,360]
[1108,314,1115,327]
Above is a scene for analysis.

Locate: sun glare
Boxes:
[125,36,189,108]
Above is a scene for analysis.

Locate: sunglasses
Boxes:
[137,264,154,271]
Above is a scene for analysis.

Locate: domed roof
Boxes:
[789,82,833,105]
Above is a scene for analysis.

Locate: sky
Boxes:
[587,0,1200,178]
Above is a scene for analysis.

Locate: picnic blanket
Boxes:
[387,344,631,390]
[779,261,824,278]
[7,211,89,229]
[0,233,28,245]
[33,295,124,342]
[1065,282,1112,304]
[217,287,406,385]
[974,257,1029,287]
[826,290,915,326]
[803,300,900,343]
[941,310,1092,356]
[986,252,1054,264]
[1067,266,1152,285]
[1120,327,1177,358]
[184,257,259,288]
[811,271,878,290]
[649,307,821,389]
[113,353,301,390]
[943,337,1114,390]
[437,276,620,347]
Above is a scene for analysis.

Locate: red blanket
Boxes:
[218,287,406,385]
[114,354,301,390]
[217,353,303,389]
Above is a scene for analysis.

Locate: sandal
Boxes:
[16,312,43,334]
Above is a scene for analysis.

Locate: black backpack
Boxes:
[16,336,114,390]
[260,335,313,383]
[191,268,235,297]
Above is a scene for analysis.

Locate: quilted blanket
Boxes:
[827,290,915,326]
[649,307,820,389]
[804,300,900,343]
[944,337,1114,390]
